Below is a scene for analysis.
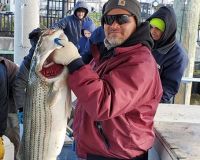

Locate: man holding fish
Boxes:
[16,0,163,159]
[51,0,162,159]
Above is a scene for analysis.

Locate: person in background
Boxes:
[80,26,105,64]
[146,6,188,103]
[90,26,105,45]
[0,57,19,160]
[13,28,43,119]
[51,0,163,159]
[0,58,7,160]
[12,28,45,159]
[82,2,107,64]
[52,1,94,47]
[78,20,96,64]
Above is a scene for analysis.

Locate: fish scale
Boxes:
[17,29,72,160]
[23,69,52,160]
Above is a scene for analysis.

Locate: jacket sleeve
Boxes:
[78,38,92,64]
[68,57,162,121]
[13,61,29,110]
[51,17,69,29]
[7,63,19,113]
[160,50,188,103]
[0,64,8,136]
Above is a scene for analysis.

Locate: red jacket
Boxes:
[68,44,163,159]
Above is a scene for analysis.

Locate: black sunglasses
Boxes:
[103,14,133,25]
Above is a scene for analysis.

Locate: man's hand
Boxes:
[53,37,81,66]
[0,137,5,160]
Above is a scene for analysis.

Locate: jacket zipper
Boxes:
[95,121,110,149]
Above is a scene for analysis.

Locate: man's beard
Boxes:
[104,36,125,50]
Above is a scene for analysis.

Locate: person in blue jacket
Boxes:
[146,6,188,103]
[52,1,94,47]
[78,20,96,64]
[78,2,107,64]
[90,26,105,47]
[78,26,105,64]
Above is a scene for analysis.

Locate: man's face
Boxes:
[76,8,86,20]
[103,8,137,47]
[150,26,163,41]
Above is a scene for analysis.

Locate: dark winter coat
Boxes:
[78,26,105,64]
[90,26,105,45]
[52,1,94,47]
[147,6,188,103]
[78,20,96,64]
[0,57,18,136]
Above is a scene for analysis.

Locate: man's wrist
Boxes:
[67,58,85,74]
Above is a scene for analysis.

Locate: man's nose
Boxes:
[151,27,157,33]
[110,21,120,28]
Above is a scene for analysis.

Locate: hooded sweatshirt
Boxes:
[78,20,96,64]
[51,1,94,47]
[147,6,188,103]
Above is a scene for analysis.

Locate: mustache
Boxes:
[109,29,120,32]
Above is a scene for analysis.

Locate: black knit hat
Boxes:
[102,0,141,25]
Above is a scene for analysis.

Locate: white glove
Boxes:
[53,37,81,66]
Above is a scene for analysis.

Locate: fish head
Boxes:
[33,29,68,82]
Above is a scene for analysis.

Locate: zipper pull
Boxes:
[96,121,110,149]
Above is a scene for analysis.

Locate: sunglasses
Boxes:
[103,14,133,25]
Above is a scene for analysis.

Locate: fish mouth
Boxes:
[39,52,64,78]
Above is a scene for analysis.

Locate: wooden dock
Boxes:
[154,104,200,160]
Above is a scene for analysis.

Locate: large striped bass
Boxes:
[17,29,72,160]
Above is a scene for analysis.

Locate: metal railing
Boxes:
[0,12,14,37]
[40,0,76,28]
[0,3,200,40]
[40,15,61,28]
[140,2,151,22]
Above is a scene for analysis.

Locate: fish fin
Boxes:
[65,87,72,119]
